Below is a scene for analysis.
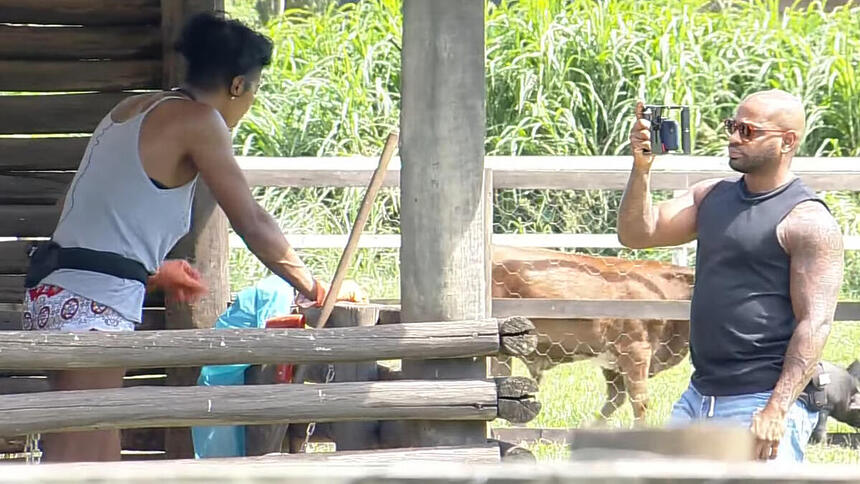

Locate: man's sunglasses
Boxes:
[724,118,790,140]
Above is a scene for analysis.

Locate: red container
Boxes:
[264,314,306,383]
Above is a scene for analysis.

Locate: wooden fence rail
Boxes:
[236,156,860,190]
[0,378,539,436]
[0,317,535,370]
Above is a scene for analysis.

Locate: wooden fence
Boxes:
[0,311,538,457]
[226,155,860,323]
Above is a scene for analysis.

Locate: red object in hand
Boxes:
[265,314,306,383]
[149,260,208,303]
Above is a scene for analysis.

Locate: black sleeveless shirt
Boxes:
[689,176,828,396]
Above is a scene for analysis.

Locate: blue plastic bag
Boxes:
[191,275,295,458]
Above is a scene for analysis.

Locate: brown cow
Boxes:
[491,245,694,424]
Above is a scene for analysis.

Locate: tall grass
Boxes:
[227,0,860,299]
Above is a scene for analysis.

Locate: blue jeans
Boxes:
[668,382,818,463]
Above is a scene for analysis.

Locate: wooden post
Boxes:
[161,0,228,460]
[485,168,510,377]
[388,0,488,448]
[303,304,381,451]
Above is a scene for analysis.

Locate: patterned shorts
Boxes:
[22,284,135,332]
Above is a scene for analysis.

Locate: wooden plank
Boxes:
[490,156,860,191]
[491,299,860,322]
[7,458,860,483]
[229,233,860,251]
[0,173,72,205]
[0,240,37,273]
[0,0,161,26]
[236,155,860,191]
[0,206,59,237]
[0,308,166,331]
[0,275,24,304]
[390,0,488,450]
[0,380,499,435]
[304,305,382,451]
[0,137,89,171]
[0,93,129,135]
[0,60,160,92]
[0,319,501,370]
[0,25,161,61]
[491,427,860,450]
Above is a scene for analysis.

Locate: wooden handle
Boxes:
[314,131,399,329]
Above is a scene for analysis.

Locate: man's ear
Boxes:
[782,131,798,153]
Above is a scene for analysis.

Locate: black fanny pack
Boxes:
[798,362,829,412]
[25,241,152,288]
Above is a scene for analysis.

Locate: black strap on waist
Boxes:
[24,242,152,288]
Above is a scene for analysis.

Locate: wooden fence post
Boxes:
[161,0,228,460]
[384,0,488,448]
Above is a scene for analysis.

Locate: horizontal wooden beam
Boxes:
[0,0,161,26]
[0,206,59,238]
[490,427,860,450]
[0,275,25,304]
[491,298,860,322]
[0,137,89,171]
[228,233,860,251]
[5,456,860,483]
[353,299,860,322]
[0,93,129,135]
[0,60,161,92]
[0,380,499,435]
[236,156,860,191]
[117,444,505,465]
[0,240,35,273]
[0,173,72,204]
[0,25,161,61]
[0,319,517,370]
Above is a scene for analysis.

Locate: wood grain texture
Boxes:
[0,25,161,61]
[0,60,160,92]
[0,380,498,435]
[0,0,161,26]
[0,240,37,273]
[393,0,489,449]
[0,173,72,205]
[0,137,89,171]
[5,459,860,483]
[0,319,501,370]
[0,93,129,135]
[235,155,860,191]
[0,206,59,238]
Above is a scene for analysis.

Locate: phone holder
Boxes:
[642,105,691,155]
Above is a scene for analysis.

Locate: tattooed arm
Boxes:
[751,200,844,460]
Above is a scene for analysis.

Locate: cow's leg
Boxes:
[618,341,652,426]
[598,368,627,421]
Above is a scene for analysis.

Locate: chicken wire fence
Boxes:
[232,184,860,431]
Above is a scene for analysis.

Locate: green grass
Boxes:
[490,322,860,463]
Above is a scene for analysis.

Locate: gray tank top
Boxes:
[43,95,199,323]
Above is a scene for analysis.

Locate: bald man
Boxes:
[617,90,844,462]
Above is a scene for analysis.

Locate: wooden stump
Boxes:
[301,303,381,451]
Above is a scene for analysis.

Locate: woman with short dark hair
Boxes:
[23,13,337,462]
